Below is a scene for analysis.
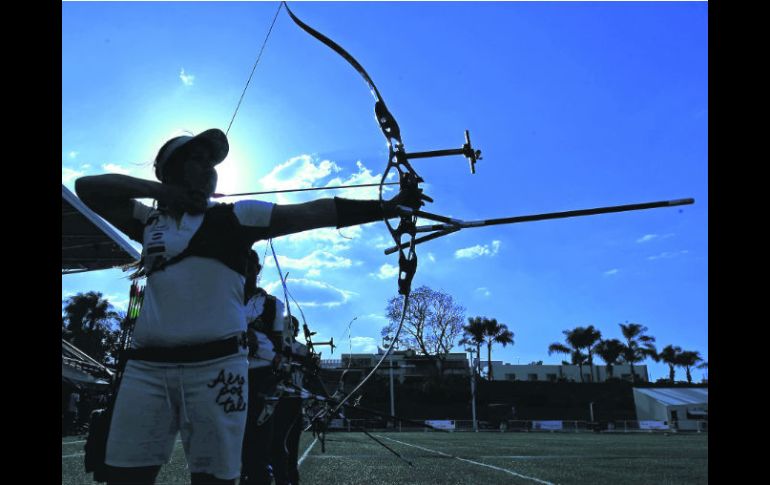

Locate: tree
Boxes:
[459,317,486,376]
[62,291,123,365]
[676,350,703,384]
[558,350,587,382]
[482,318,514,381]
[658,345,683,382]
[697,361,708,382]
[382,286,466,376]
[549,325,601,382]
[577,325,602,382]
[618,322,657,382]
[594,339,625,379]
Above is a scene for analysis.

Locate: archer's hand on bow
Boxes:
[382,175,426,216]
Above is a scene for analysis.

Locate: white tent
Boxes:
[62,339,113,388]
[633,387,708,431]
[62,183,136,385]
[62,184,141,274]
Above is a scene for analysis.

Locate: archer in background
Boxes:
[75,128,423,485]
[241,249,292,485]
[269,315,310,485]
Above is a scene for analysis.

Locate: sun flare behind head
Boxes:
[214,148,244,196]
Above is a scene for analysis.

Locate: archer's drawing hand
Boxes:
[157,185,209,215]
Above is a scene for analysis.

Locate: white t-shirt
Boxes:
[130,200,274,348]
[291,342,309,387]
[245,293,285,369]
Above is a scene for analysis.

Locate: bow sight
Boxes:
[404,130,482,175]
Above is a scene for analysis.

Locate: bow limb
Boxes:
[282,1,419,417]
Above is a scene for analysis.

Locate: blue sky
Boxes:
[62,1,708,382]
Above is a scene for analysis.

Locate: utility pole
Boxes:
[467,347,478,432]
[383,336,396,426]
[389,352,395,419]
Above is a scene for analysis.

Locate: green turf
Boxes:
[62,431,707,484]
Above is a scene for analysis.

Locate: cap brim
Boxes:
[189,128,229,165]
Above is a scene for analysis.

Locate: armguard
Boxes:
[334,197,389,229]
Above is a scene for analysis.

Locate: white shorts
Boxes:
[105,353,249,479]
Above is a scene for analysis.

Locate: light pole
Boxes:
[383,336,396,425]
[466,346,478,432]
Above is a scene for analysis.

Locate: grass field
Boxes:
[62,431,707,484]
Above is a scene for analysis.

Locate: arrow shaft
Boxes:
[464,198,695,228]
[212,182,399,199]
[385,198,694,254]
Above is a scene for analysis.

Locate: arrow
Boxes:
[385,198,695,254]
[212,182,400,199]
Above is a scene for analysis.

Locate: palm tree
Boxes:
[658,345,683,382]
[619,322,657,382]
[549,326,601,382]
[594,339,625,379]
[697,361,708,382]
[483,319,514,381]
[676,350,703,384]
[557,350,587,382]
[460,317,487,376]
[577,326,602,382]
[549,329,584,382]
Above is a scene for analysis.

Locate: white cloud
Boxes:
[265,250,353,272]
[647,250,689,261]
[371,235,392,250]
[180,68,195,86]
[102,163,131,175]
[259,155,341,198]
[262,278,356,308]
[454,240,501,259]
[604,269,619,276]
[305,268,321,278]
[259,157,395,205]
[364,313,388,322]
[285,226,362,250]
[475,287,491,297]
[636,233,674,244]
[372,264,399,280]
[427,252,436,263]
[80,164,91,170]
[68,151,78,159]
[322,160,396,200]
[104,293,129,311]
[350,336,378,353]
[62,167,84,183]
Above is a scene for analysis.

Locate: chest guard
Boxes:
[146,203,253,277]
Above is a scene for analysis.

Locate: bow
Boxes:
[282,0,481,417]
[238,1,693,442]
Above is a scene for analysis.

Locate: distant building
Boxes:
[320,349,470,383]
[318,352,648,384]
[633,387,708,431]
[482,360,649,383]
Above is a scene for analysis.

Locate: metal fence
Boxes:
[326,418,707,433]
